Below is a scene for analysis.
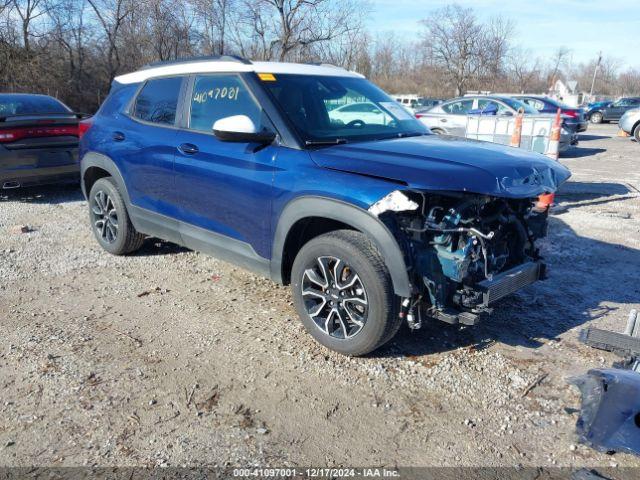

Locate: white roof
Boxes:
[115,60,364,84]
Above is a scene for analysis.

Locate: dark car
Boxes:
[586,100,610,110]
[587,97,640,124]
[512,95,588,132]
[80,56,570,356]
[1,94,83,189]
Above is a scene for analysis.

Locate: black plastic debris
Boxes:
[569,368,640,456]
[570,310,640,456]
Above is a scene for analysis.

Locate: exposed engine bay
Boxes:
[371,190,550,328]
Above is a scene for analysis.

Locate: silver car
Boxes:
[417,95,577,152]
[619,108,640,142]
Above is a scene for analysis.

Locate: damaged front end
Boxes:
[370,190,550,328]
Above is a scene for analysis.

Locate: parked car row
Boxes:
[415,94,579,151]
[586,97,640,124]
[413,93,640,136]
[3,56,574,357]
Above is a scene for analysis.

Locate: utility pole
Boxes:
[589,51,602,99]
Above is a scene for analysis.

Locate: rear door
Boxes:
[172,73,278,260]
[116,76,185,214]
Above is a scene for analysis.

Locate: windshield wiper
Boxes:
[395,131,428,138]
[305,138,348,146]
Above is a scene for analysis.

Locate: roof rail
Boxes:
[141,55,252,70]
[305,62,344,69]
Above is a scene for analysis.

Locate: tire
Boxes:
[291,230,401,356]
[88,177,145,255]
[634,123,640,142]
[590,112,603,124]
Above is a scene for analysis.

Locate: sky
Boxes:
[368,0,640,69]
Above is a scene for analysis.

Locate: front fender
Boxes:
[271,196,412,298]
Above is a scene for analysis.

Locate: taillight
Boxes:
[0,125,79,143]
[415,113,425,118]
[78,118,93,139]
[563,110,579,118]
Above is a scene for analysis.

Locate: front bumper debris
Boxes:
[476,261,544,306]
[569,368,640,456]
[569,310,640,457]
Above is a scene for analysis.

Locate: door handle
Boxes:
[178,143,199,155]
[440,118,447,123]
[112,131,125,141]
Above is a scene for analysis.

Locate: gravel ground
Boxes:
[1,123,639,470]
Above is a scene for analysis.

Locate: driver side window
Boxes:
[189,74,263,133]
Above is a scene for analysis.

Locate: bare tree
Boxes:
[421,4,485,96]
[191,0,233,55]
[10,0,48,52]
[87,0,132,81]
[618,68,640,96]
[481,16,514,89]
[547,46,570,87]
[234,0,364,61]
[507,47,543,93]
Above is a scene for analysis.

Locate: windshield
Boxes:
[260,74,428,145]
[0,95,70,116]
[498,97,538,115]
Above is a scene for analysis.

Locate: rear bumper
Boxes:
[1,165,79,189]
[1,146,79,188]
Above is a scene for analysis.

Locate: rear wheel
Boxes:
[291,230,401,356]
[88,177,144,255]
[633,123,640,142]
[590,112,603,124]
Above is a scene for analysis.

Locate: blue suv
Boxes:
[80,56,571,356]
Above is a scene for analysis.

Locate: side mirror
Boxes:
[213,115,276,144]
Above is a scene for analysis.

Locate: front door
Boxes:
[440,98,475,136]
[173,73,277,264]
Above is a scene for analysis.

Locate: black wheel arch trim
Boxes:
[271,196,412,298]
[81,151,132,205]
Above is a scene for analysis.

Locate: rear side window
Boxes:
[0,95,69,116]
[189,74,262,132]
[522,98,545,111]
[132,77,182,125]
[442,99,474,114]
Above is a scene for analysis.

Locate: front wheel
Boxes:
[590,112,603,124]
[88,177,145,255]
[633,124,640,142]
[291,230,401,356]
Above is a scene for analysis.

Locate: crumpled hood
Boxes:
[309,135,571,198]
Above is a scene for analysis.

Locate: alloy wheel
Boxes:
[91,190,119,244]
[301,256,368,339]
